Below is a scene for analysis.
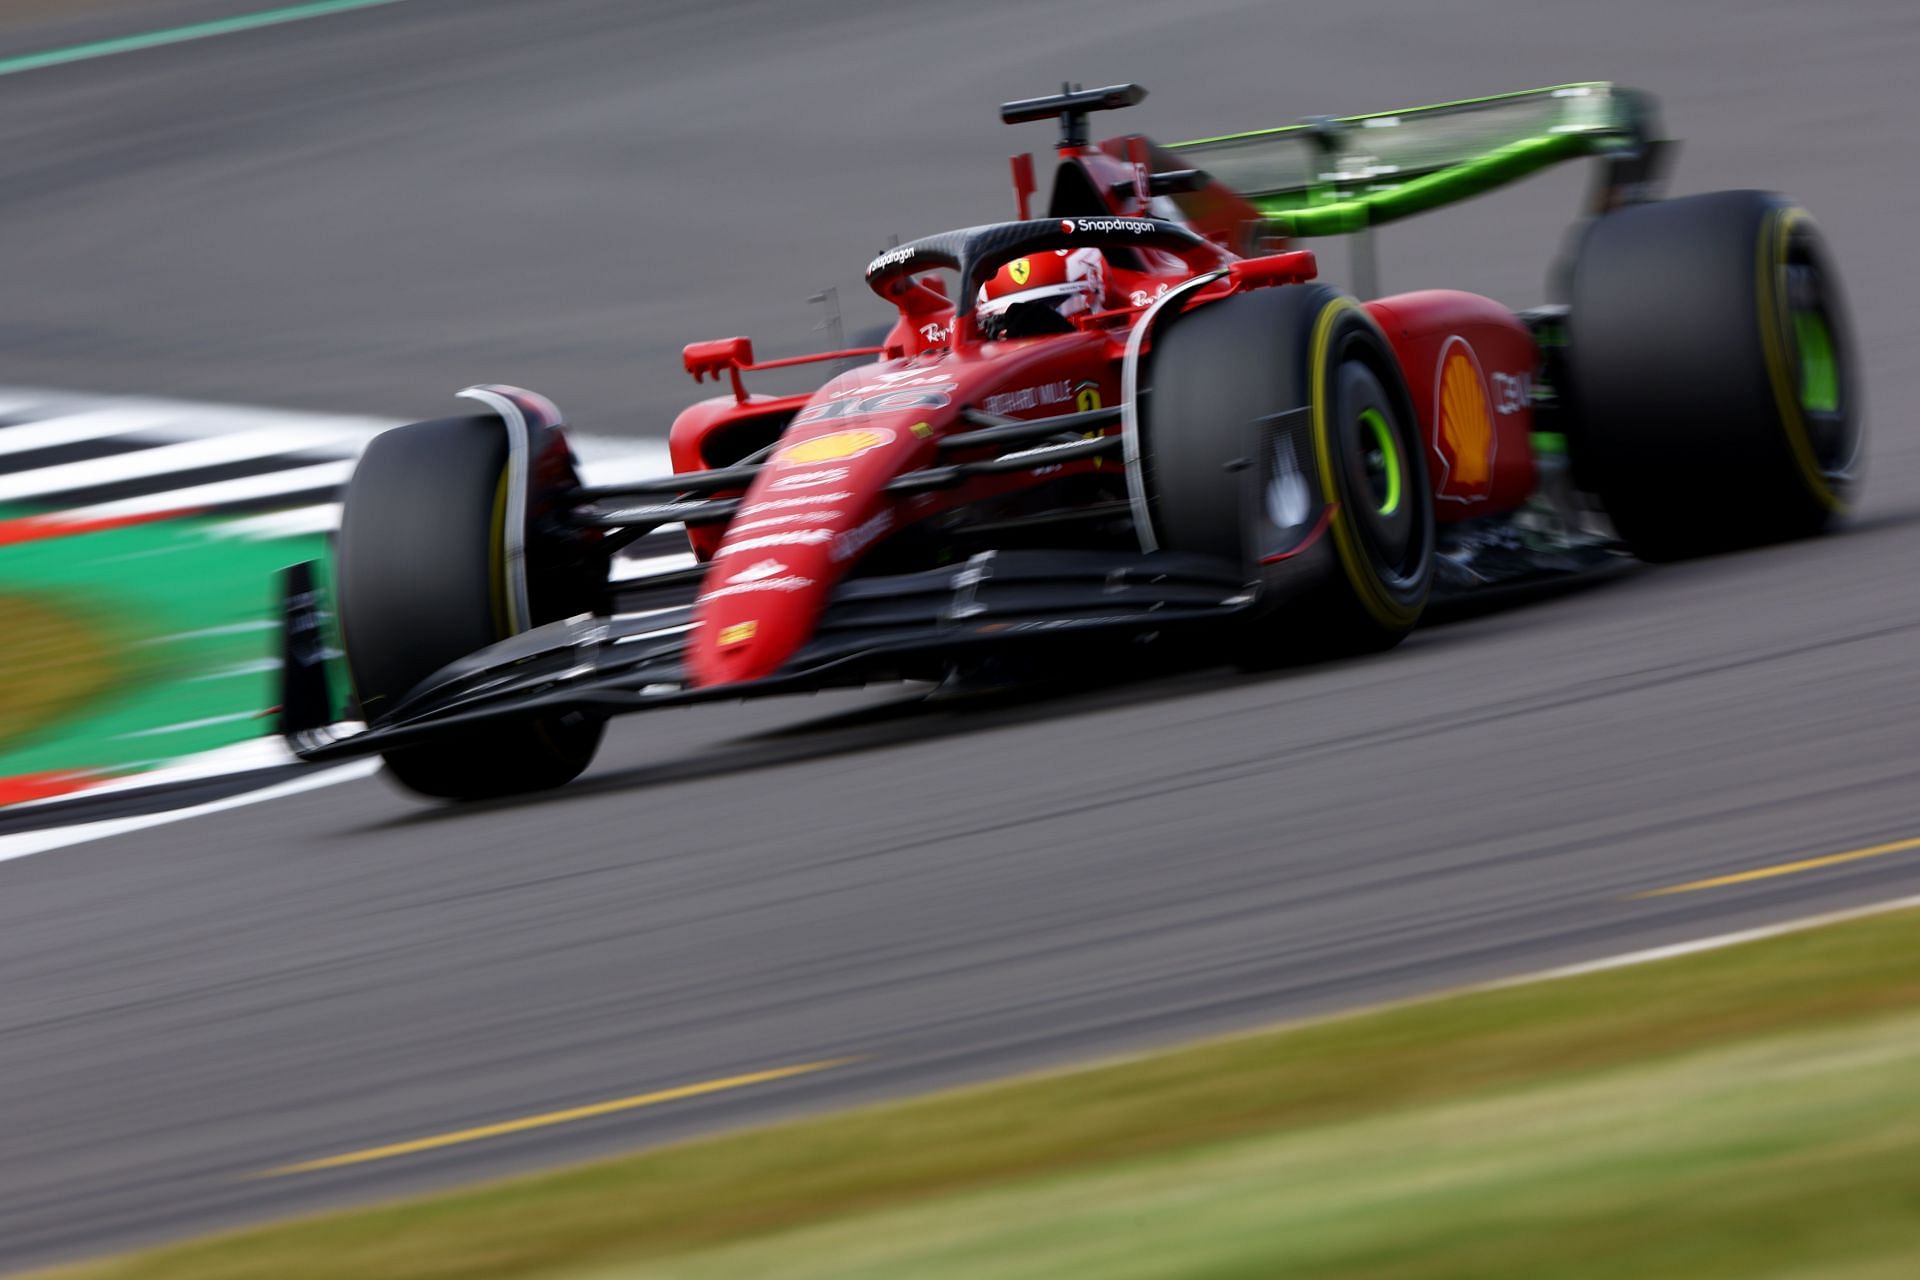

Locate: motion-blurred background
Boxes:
[2,0,1912,432]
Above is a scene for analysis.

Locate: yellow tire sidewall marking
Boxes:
[1756,206,1844,512]
[1307,298,1422,629]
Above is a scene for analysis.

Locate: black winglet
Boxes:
[1000,82,1146,148]
[277,561,336,748]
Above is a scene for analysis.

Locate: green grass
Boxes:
[45,907,1920,1279]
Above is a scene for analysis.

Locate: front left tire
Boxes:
[335,415,603,799]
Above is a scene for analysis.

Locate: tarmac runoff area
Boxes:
[0,0,1917,1270]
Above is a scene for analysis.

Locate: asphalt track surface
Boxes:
[2,0,1919,1270]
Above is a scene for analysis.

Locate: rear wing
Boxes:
[1165,82,1668,238]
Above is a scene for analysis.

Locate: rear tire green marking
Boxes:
[1359,408,1402,516]
[1793,310,1839,414]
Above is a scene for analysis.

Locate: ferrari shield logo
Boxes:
[1008,258,1031,286]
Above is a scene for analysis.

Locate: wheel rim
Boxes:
[1791,305,1839,415]
[1775,221,1857,498]
[1332,357,1415,571]
[1357,408,1403,516]
[1304,298,1433,630]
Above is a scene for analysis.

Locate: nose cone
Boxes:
[687,419,924,688]
[692,551,829,686]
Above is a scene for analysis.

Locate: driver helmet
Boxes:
[976,248,1107,339]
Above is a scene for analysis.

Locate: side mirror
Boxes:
[683,336,755,401]
[1228,251,1318,291]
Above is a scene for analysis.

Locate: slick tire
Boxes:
[1142,284,1434,664]
[335,416,602,799]
[1563,190,1861,560]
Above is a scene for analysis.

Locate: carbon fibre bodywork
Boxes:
[281,550,1256,761]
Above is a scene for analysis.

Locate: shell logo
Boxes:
[774,427,895,465]
[1435,338,1493,497]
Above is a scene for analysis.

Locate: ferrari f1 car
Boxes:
[280,82,1861,798]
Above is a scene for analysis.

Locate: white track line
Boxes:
[132,406,388,446]
[56,460,355,520]
[12,737,313,810]
[142,620,280,644]
[0,386,675,514]
[183,658,281,683]
[0,761,379,863]
[0,426,363,502]
[109,735,302,784]
[0,395,53,418]
[0,408,187,457]
[1492,894,1920,984]
[216,504,344,539]
[118,710,266,738]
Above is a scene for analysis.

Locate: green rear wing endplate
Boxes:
[1167,82,1663,237]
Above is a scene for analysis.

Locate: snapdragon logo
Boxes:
[1060,217,1156,236]
[866,245,917,276]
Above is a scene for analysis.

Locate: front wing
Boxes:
[279,549,1255,763]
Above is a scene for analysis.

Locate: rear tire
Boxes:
[336,416,602,799]
[1142,285,1434,663]
[1564,190,1861,560]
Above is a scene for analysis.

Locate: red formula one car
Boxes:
[280,82,1861,799]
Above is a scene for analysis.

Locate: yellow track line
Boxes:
[265,1057,858,1176]
[1636,835,1920,898]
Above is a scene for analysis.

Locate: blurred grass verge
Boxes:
[0,592,117,749]
[0,511,323,782]
[45,905,1920,1279]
